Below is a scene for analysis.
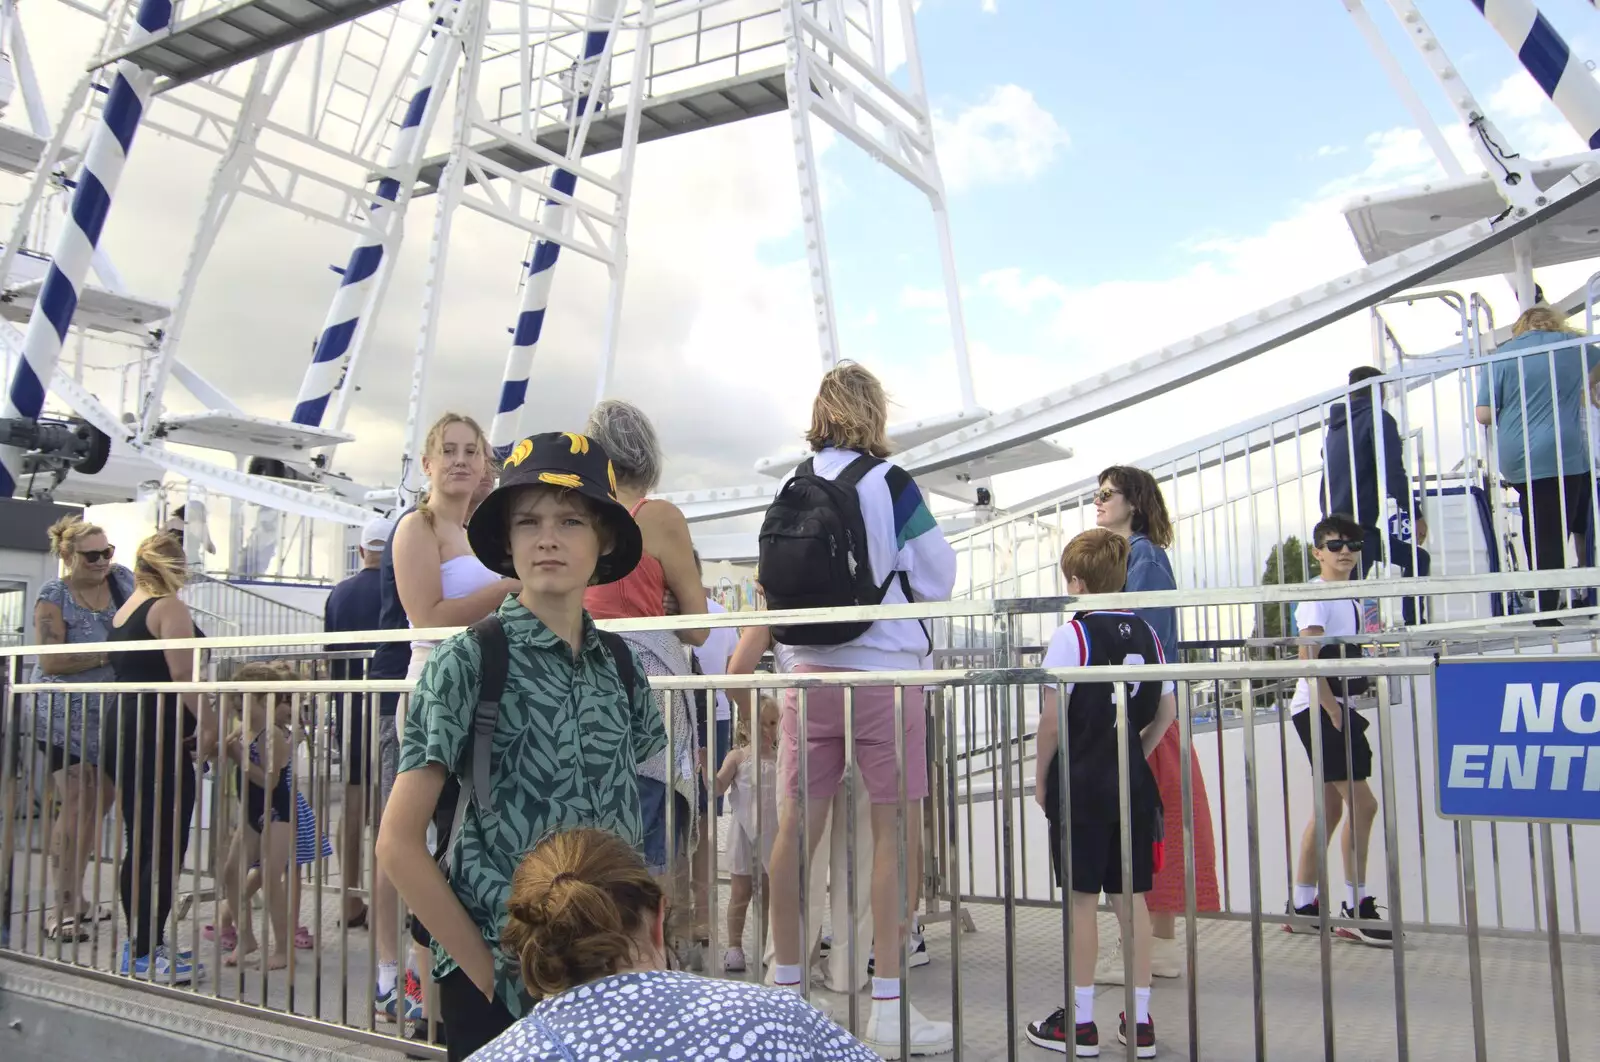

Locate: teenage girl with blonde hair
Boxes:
[384,412,518,1024]
[30,514,134,941]
[103,532,213,983]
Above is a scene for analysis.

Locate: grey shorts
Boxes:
[377,719,400,824]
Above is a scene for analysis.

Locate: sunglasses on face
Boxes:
[78,548,115,563]
[1092,488,1122,504]
[1319,539,1363,553]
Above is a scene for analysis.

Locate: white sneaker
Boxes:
[1094,937,1183,984]
[1150,934,1183,978]
[1093,943,1128,986]
[863,998,954,1058]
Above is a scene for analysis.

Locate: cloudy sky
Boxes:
[17,0,1600,551]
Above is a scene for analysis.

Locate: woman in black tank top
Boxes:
[101,533,214,982]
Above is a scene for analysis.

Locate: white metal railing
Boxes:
[2,577,1597,1060]
[952,329,1600,654]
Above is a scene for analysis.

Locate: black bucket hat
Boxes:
[467,431,643,585]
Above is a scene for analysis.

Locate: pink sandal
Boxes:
[203,924,238,951]
[294,926,315,950]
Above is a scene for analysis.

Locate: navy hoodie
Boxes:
[1320,392,1411,528]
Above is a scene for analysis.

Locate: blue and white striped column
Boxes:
[0,0,172,497]
[290,0,459,427]
[1472,0,1600,149]
[488,0,615,457]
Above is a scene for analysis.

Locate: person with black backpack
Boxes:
[377,432,667,1061]
[758,362,956,1058]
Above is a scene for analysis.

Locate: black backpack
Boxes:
[758,453,910,646]
[1316,600,1370,697]
[433,615,638,875]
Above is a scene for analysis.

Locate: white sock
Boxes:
[872,976,900,1001]
[1347,882,1365,910]
[1074,985,1094,1026]
[1135,986,1151,1025]
[774,962,803,987]
[377,961,398,996]
[1292,884,1317,909]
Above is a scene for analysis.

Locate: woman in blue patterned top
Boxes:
[468,828,877,1062]
[29,514,134,942]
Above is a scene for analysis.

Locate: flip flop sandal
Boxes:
[294,926,315,950]
[202,924,239,951]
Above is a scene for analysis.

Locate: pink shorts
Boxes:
[778,666,927,805]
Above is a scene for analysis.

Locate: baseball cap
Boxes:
[360,516,395,551]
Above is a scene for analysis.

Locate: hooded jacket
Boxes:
[1320,391,1410,528]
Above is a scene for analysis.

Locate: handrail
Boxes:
[4,565,1593,660]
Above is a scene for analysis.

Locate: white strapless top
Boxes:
[409,553,503,652]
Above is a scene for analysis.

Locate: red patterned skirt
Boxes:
[1146,724,1220,913]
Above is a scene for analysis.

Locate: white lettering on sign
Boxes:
[1444,744,1600,790]
[1448,745,1487,788]
[1490,745,1541,789]
[1501,684,1559,733]
[1545,746,1587,790]
[1563,682,1600,735]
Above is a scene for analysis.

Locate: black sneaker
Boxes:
[1338,896,1394,947]
[1117,1013,1156,1059]
[1283,897,1322,934]
[1025,1007,1097,1057]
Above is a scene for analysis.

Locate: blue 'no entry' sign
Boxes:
[1435,658,1600,823]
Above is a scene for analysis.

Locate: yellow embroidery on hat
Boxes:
[505,438,534,469]
[607,461,617,495]
[561,432,590,455]
[538,472,583,490]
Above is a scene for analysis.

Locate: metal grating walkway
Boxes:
[410,70,789,196]
[97,0,407,88]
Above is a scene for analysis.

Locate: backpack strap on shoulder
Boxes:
[445,615,508,873]
[596,629,637,695]
[834,452,881,488]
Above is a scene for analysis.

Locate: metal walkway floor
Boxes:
[8,841,1597,1061]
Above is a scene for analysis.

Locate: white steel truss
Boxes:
[11,0,1600,552]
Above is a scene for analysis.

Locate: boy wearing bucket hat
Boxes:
[378,432,667,1060]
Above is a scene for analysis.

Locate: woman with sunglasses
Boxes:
[28,515,134,942]
[1090,467,1220,982]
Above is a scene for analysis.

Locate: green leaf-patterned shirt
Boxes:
[397,597,666,1016]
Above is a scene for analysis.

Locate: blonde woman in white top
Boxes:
[384,412,518,1026]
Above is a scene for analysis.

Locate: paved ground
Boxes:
[7,817,1598,1060]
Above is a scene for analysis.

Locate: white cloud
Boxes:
[932,84,1069,192]
[898,285,945,310]
[981,0,998,12]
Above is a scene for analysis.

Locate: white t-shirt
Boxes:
[1042,613,1176,700]
[693,599,739,722]
[1289,578,1362,714]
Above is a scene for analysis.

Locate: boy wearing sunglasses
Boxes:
[1284,514,1391,947]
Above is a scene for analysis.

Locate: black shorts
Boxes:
[36,740,81,774]
[1048,816,1156,897]
[1292,706,1373,783]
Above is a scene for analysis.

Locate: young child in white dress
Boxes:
[715,695,779,974]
